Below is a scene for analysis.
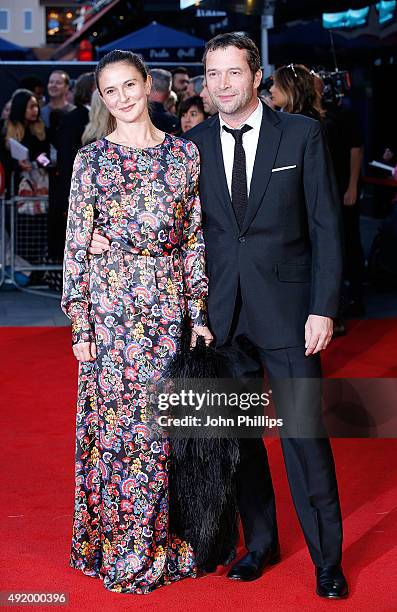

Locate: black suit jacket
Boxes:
[56,105,90,212]
[149,101,180,134]
[186,102,343,349]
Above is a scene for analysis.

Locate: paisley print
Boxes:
[61,134,208,594]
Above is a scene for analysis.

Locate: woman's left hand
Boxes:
[191,325,214,348]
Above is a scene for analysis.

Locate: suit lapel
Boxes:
[241,103,282,234]
[205,116,240,231]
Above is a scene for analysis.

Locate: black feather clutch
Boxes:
[162,319,239,571]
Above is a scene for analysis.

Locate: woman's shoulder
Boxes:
[76,138,107,159]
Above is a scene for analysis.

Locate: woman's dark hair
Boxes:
[273,64,325,120]
[9,89,37,123]
[203,33,261,77]
[95,50,149,92]
[7,88,45,143]
[178,95,206,118]
[74,72,95,106]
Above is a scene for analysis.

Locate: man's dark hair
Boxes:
[172,66,189,76]
[203,32,261,77]
[74,72,95,106]
[178,95,206,118]
[19,75,45,92]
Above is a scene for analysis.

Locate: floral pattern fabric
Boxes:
[61,134,208,594]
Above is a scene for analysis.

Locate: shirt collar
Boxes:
[220,99,262,132]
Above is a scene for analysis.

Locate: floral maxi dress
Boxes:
[61,134,208,594]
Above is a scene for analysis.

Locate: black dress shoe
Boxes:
[227,545,280,581]
[316,565,348,599]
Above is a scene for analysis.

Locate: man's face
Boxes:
[173,72,189,94]
[200,84,217,116]
[205,46,261,117]
[186,80,196,98]
[47,72,68,99]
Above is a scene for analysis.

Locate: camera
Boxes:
[315,70,351,103]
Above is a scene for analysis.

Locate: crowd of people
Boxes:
[0,65,218,287]
[0,55,395,319]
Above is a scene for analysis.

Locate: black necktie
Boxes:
[223,124,253,228]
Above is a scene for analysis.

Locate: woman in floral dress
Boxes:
[61,50,212,594]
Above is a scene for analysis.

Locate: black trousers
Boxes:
[218,288,343,567]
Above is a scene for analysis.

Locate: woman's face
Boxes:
[25,97,39,123]
[269,81,288,109]
[98,61,151,126]
[181,105,205,133]
[2,100,11,120]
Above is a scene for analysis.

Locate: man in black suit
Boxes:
[88,33,348,599]
[186,33,347,599]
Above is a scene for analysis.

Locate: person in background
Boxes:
[2,90,50,286]
[258,82,276,109]
[148,68,180,134]
[19,76,46,107]
[48,73,96,262]
[164,90,178,115]
[42,71,76,288]
[179,95,207,133]
[172,66,190,98]
[270,63,324,121]
[1,92,36,195]
[199,82,218,116]
[41,70,75,129]
[81,90,110,145]
[382,146,395,166]
[66,79,75,106]
[314,74,365,320]
[3,89,49,183]
[1,99,11,121]
[186,75,205,97]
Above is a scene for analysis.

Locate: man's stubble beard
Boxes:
[209,89,254,118]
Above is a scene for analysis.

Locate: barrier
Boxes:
[1,194,62,297]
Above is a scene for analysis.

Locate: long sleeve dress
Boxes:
[61,133,208,594]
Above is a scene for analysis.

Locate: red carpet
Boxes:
[1,320,397,611]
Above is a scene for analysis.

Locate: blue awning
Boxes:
[0,36,29,58]
[97,21,205,61]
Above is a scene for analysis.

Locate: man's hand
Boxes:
[191,325,214,348]
[88,229,110,255]
[72,341,97,362]
[305,315,333,356]
[343,185,357,206]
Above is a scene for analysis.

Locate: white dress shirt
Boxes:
[219,100,263,197]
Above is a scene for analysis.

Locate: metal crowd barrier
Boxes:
[0,192,62,298]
